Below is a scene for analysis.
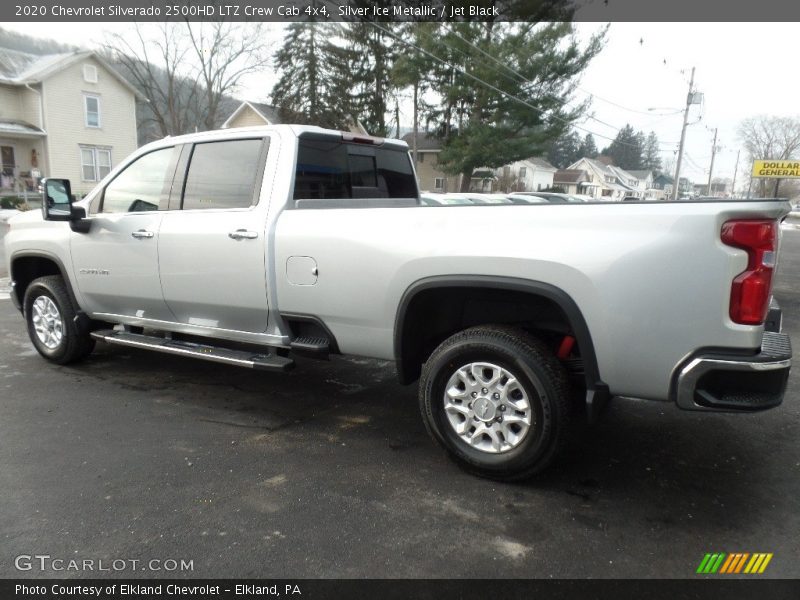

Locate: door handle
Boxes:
[228,229,258,240]
[131,229,154,239]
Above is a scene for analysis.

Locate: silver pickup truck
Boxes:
[3,125,793,480]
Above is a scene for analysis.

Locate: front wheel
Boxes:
[419,325,572,480]
[23,275,95,365]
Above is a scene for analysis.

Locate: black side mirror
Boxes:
[42,178,90,233]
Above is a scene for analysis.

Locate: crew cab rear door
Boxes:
[157,136,271,333]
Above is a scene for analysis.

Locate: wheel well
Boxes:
[395,281,600,392]
[11,255,67,307]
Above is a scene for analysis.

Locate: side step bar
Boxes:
[91,329,294,372]
[289,335,330,359]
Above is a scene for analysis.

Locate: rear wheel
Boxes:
[23,275,95,364]
[419,325,572,480]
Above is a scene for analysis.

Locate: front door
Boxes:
[157,137,270,333]
[70,146,179,321]
[1,145,15,189]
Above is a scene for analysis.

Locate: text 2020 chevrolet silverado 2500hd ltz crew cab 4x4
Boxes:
[4,126,793,480]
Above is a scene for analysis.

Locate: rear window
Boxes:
[293,138,417,205]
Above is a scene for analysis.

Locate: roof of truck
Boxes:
[139,125,409,152]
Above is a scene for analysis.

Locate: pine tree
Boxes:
[271,23,354,130]
[642,131,662,172]
[577,133,598,159]
[419,22,605,191]
[343,21,397,137]
[547,129,581,169]
[605,124,644,170]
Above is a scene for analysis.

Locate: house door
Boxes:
[1,146,15,189]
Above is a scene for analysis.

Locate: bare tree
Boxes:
[105,23,200,142]
[738,115,800,197]
[105,22,272,143]
[185,22,272,131]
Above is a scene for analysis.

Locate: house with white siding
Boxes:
[567,157,638,200]
[494,157,556,192]
[0,48,141,196]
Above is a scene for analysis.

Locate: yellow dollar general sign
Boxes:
[752,160,800,178]
[696,552,773,574]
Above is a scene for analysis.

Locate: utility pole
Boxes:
[672,66,695,201]
[731,149,740,198]
[706,127,718,196]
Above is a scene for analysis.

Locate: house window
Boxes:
[418,153,424,163]
[519,167,527,178]
[84,95,101,128]
[83,64,98,83]
[81,146,112,182]
[434,177,444,190]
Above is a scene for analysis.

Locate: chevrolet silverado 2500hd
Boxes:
[4,125,793,480]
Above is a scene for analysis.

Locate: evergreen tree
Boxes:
[577,133,598,159]
[547,129,581,169]
[642,131,662,172]
[419,22,605,191]
[343,21,397,137]
[271,23,354,129]
[605,124,644,170]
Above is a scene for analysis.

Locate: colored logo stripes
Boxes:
[696,553,773,574]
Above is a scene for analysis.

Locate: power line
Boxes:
[369,21,669,152]
[432,22,680,147]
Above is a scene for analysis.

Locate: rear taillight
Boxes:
[721,219,778,325]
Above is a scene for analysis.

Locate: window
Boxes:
[80,147,111,182]
[434,177,444,190]
[83,64,97,83]
[84,95,100,128]
[102,147,175,213]
[293,138,417,202]
[182,139,264,210]
[519,167,527,178]
[418,153,424,163]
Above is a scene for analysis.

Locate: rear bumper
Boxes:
[674,330,792,412]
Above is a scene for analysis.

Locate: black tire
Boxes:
[419,325,571,481]
[23,275,95,365]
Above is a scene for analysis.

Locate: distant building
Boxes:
[401,132,460,193]
[652,173,674,198]
[553,169,591,195]
[223,100,368,135]
[494,157,556,193]
[0,48,141,195]
[567,157,637,200]
[626,169,665,200]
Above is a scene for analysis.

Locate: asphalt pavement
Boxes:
[0,221,798,579]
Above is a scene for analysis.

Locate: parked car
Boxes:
[506,193,548,204]
[5,125,793,480]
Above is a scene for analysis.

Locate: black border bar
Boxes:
[3,579,800,600]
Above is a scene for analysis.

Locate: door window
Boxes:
[182,139,264,210]
[101,147,176,213]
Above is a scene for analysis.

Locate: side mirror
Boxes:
[42,178,90,233]
[42,178,73,221]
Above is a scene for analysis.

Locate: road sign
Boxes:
[751,160,800,179]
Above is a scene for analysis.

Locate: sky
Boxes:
[2,21,799,189]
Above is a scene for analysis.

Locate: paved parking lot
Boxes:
[1,222,799,579]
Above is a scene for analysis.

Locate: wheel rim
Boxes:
[31,295,64,350]
[443,362,534,454]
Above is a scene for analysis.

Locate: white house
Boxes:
[568,157,638,200]
[0,48,141,195]
[495,157,556,192]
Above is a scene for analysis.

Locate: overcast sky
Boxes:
[3,21,798,187]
